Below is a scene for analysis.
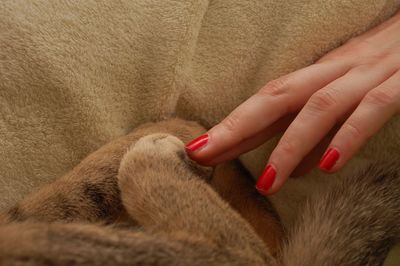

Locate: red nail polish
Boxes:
[185,134,209,152]
[256,165,276,193]
[319,148,340,171]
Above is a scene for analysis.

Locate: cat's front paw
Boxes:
[119,134,212,182]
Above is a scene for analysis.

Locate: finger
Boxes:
[202,115,295,166]
[319,70,400,172]
[291,128,337,177]
[257,60,398,195]
[186,61,351,163]
[209,122,336,176]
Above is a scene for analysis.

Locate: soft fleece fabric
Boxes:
[1,0,400,260]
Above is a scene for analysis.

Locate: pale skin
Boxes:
[186,10,400,195]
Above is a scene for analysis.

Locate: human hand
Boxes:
[185,11,400,195]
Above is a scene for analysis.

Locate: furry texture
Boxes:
[0,119,280,265]
[0,119,398,265]
[282,163,400,266]
[1,1,400,220]
[1,0,400,262]
[0,135,272,266]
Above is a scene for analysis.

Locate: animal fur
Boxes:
[282,163,400,266]
[0,119,282,265]
[0,119,398,265]
[2,1,400,224]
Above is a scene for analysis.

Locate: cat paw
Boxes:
[118,134,213,227]
[119,134,212,181]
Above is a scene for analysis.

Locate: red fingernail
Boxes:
[185,134,209,153]
[319,148,340,171]
[256,165,276,193]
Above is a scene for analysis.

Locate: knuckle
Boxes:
[259,77,290,97]
[362,52,391,65]
[221,113,241,133]
[348,63,373,74]
[277,139,297,156]
[371,51,391,62]
[347,37,373,52]
[307,88,339,112]
[364,89,394,107]
[341,122,363,139]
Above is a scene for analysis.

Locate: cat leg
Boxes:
[118,134,277,266]
[0,222,268,266]
[211,162,284,257]
[282,163,400,266]
[0,133,275,266]
[0,119,206,224]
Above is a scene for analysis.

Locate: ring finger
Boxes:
[257,58,399,194]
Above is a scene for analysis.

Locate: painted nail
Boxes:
[256,165,276,193]
[319,148,340,171]
[185,134,209,153]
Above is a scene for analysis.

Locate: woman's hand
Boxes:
[185,11,400,195]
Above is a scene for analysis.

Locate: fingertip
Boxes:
[185,133,213,161]
[185,133,226,166]
[185,124,243,164]
[185,134,209,153]
[256,183,281,196]
[318,147,340,172]
[191,158,218,167]
[319,158,344,174]
[256,164,279,195]
[318,166,337,174]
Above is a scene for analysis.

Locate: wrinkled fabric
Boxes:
[1,2,399,259]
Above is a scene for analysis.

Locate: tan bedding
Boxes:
[1,1,399,255]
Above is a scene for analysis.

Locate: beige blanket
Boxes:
[1,0,399,251]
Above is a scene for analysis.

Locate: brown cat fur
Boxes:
[0,119,282,265]
[0,119,399,266]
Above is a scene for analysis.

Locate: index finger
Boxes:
[186,61,350,163]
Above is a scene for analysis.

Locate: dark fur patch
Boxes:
[6,206,24,222]
[372,170,397,185]
[55,195,80,221]
[176,150,188,161]
[83,183,111,220]
[360,237,395,265]
[362,162,399,185]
